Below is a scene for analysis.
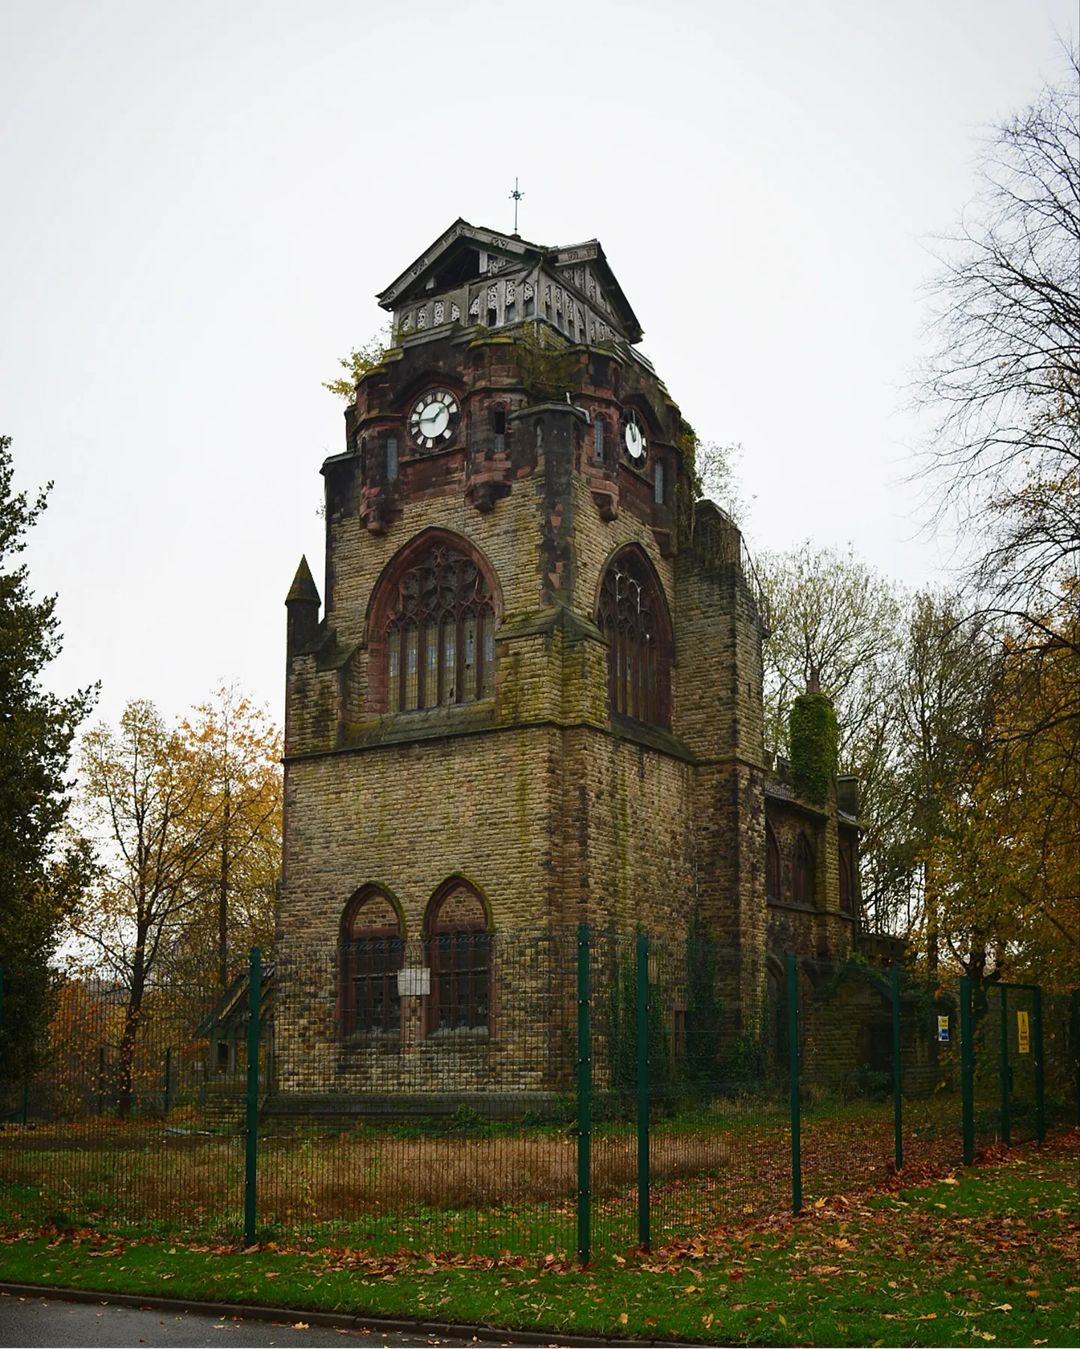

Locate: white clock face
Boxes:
[410,390,459,449]
[624,414,646,462]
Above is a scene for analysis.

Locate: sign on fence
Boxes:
[937,1015,950,1043]
[1017,1009,1030,1054]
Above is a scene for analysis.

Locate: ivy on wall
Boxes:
[789,691,839,805]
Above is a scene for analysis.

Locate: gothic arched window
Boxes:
[424,881,492,1035]
[339,888,405,1038]
[839,837,857,916]
[793,832,816,908]
[766,822,781,902]
[371,532,499,713]
[597,546,673,727]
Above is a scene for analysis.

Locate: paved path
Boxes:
[0,1292,526,1347]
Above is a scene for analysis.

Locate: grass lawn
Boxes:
[1,1130,1076,1346]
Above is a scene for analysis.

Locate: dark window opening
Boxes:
[486,306,498,327]
[793,832,816,907]
[593,416,604,463]
[386,436,398,481]
[839,840,856,916]
[425,884,491,1035]
[766,823,781,902]
[654,457,665,504]
[504,301,516,324]
[381,539,498,713]
[340,891,404,1037]
[524,294,535,317]
[596,546,673,728]
[493,408,506,454]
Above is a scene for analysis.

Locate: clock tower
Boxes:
[275,220,860,1110]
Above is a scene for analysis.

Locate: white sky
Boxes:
[2,0,1074,732]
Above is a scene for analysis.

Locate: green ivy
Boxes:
[789,692,838,804]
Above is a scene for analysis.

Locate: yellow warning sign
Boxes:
[937,1015,950,1043]
[1017,1009,1030,1055]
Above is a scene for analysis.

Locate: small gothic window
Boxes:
[596,546,673,727]
[524,281,535,318]
[385,436,398,482]
[593,415,605,463]
[339,890,404,1037]
[839,838,857,916]
[766,822,781,902]
[493,407,506,454]
[793,832,816,907]
[425,882,491,1035]
[654,457,665,504]
[377,535,498,713]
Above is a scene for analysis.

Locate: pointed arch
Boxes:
[423,877,492,1035]
[338,885,405,1038]
[595,544,673,727]
[793,831,816,908]
[765,821,781,902]
[366,529,502,713]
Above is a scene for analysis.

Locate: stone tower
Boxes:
[275,220,858,1107]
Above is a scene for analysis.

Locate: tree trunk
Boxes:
[218,788,231,992]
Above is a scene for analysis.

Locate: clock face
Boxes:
[410,389,460,449]
[623,412,647,463]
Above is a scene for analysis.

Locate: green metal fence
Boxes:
[0,931,1076,1263]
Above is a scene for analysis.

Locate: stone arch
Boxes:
[423,877,493,1035]
[594,543,674,728]
[338,885,405,1038]
[365,528,502,713]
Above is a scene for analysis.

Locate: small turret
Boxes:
[285,556,320,655]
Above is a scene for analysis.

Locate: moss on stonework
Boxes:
[789,692,838,806]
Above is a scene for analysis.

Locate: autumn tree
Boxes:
[172,687,281,993]
[73,701,220,1115]
[0,435,95,1091]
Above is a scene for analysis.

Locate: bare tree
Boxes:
[915,49,1079,653]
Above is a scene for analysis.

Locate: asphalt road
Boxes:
[0,1293,529,1347]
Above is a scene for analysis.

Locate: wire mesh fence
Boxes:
[1,930,1077,1263]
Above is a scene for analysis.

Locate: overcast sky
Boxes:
[2,0,1074,732]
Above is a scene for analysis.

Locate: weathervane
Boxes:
[509,177,524,234]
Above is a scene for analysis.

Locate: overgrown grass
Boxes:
[0,1132,1076,1346]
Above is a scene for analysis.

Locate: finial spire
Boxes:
[509,177,524,234]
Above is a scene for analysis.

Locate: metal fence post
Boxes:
[786,952,802,1214]
[1031,985,1045,1143]
[959,976,974,1165]
[636,932,650,1251]
[243,947,262,1248]
[999,984,1010,1147]
[576,924,591,1265]
[891,965,903,1172]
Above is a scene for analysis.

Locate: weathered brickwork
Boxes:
[277,222,861,1104]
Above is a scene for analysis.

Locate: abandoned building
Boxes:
[272,218,869,1109]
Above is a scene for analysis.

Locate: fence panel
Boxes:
[0,971,241,1241]
[900,972,964,1173]
[263,931,577,1258]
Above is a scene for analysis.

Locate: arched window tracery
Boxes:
[373,534,498,713]
[793,832,816,908]
[339,889,405,1037]
[596,547,672,727]
[766,822,781,902]
[838,837,857,916]
[424,881,492,1035]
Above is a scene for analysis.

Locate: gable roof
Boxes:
[376,218,644,344]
